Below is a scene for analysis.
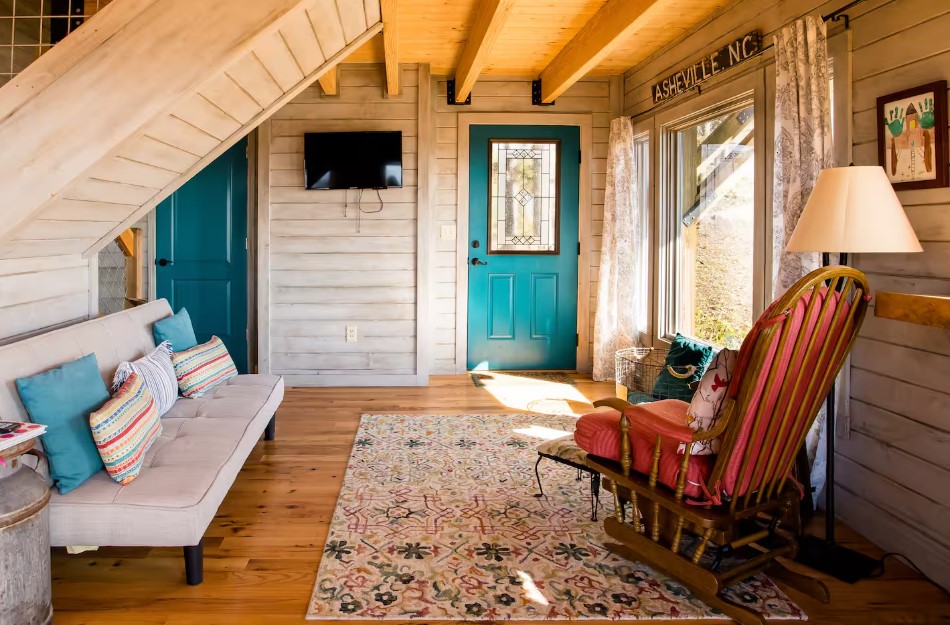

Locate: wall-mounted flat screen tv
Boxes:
[304,131,403,189]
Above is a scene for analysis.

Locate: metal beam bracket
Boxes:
[446,79,471,106]
[531,80,555,106]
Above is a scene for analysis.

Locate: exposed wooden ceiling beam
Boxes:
[381,0,399,95]
[452,0,516,103]
[318,66,338,95]
[537,0,659,103]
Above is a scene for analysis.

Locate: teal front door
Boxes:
[467,125,580,370]
[156,139,249,373]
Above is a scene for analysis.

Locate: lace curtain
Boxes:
[772,16,834,502]
[593,117,644,381]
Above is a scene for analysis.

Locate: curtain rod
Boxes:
[757,0,866,54]
[822,0,868,28]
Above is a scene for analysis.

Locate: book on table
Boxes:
[0,422,46,454]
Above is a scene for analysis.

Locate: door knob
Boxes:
[156,258,174,267]
[471,257,488,266]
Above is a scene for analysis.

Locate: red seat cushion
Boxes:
[575,405,714,500]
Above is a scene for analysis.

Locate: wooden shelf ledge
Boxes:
[875,291,950,329]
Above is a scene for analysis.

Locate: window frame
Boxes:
[649,70,770,347]
[631,120,654,346]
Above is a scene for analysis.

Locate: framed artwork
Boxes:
[877,80,948,190]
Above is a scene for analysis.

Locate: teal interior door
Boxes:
[467,125,580,370]
[155,139,249,373]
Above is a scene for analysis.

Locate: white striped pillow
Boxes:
[113,341,178,416]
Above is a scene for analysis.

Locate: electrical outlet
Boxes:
[440,224,457,240]
[345,325,358,342]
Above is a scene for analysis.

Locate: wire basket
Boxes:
[614,346,701,402]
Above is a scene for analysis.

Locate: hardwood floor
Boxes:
[50,375,950,624]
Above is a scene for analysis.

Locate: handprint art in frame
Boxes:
[877,80,948,189]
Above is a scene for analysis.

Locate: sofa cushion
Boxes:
[153,308,198,352]
[113,341,178,416]
[48,374,284,547]
[575,406,714,500]
[172,336,237,398]
[15,353,109,494]
[90,372,163,485]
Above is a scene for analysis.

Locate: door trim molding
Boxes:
[455,113,593,374]
[256,120,272,375]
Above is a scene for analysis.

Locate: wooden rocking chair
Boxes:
[578,266,871,625]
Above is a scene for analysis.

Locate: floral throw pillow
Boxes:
[682,348,738,456]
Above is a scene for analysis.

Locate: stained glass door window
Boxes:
[488,140,560,254]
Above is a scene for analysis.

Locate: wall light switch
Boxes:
[440,224,457,240]
[345,325,357,342]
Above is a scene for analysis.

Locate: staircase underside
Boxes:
[0,0,381,259]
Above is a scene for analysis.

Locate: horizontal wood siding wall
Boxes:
[432,76,613,374]
[621,0,950,589]
[0,255,91,344]
[267,64,419,386]
[845,0,950,591]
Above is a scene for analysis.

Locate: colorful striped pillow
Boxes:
[89,372,162,485]
[172,336,237,398]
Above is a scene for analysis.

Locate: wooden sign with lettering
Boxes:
[652,32,762,106]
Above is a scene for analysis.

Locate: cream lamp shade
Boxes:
[786,166,923,254]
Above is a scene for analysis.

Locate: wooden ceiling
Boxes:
[347,0,727,77]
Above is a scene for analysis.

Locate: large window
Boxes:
[632,128,652,341]
[654,75,766,350]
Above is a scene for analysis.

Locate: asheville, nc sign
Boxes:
[652,32,762,106]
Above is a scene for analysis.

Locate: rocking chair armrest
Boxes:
[593,397,633,412]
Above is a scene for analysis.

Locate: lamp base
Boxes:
[796,535,880,583]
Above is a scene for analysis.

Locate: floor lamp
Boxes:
[785,165,923,582]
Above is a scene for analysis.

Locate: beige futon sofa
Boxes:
[0,299,283,584]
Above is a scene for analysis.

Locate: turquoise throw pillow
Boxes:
[651,334,716,402]
[15,353,110,494]
[153,308,198,352]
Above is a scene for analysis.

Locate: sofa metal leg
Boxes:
[184,541,203,585]
[264,416,276,441]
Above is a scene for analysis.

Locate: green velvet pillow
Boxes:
[626,390,657,405]
[651,334,716,402]
[153,308,198,352]
[15,353,110,494]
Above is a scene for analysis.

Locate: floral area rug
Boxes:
[307,413,805,621]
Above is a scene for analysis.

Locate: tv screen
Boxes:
[304,131,403,190]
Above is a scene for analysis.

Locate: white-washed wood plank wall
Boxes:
[844,0,950,591]
[267,64,420,386]
[621,0,950,589]
[431,76,614,374]
[0,255,91,344]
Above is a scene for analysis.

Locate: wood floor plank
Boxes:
[50,375,950,624]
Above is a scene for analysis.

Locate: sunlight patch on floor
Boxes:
[474,372,593,416]
[515,570,550,606]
